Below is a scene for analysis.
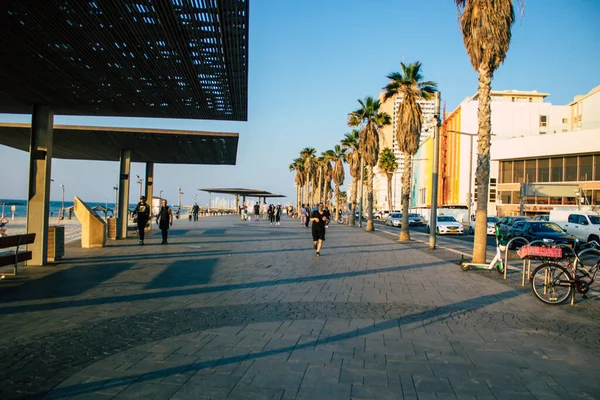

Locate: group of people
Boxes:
[133,195,174,245]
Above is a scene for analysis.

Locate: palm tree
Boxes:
[455,0,518,263]
[329,145,346,221]
[348,96,391,231]
[378,148,398,215]
[300,148,316,206]
[341,130,360,226]
[383,61,437,241]
[289,157,305,214]
[312,156,324,204]
[322,150,335,205]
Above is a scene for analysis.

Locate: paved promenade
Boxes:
[0,216,599,400]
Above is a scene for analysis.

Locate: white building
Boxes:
[373,93,435,211]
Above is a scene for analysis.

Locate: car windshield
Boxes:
[589,215,600,224]
[487,217,500,223]
[531,222,564,233]
[390,213,402,218]
[438,216,457,222]
[409,214,420,218]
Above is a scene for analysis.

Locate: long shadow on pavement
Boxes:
[45,289,524,399]
[0,260,446,314]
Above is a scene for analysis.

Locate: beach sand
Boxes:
[1,216,82,244]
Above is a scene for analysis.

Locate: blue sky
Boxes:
[1,0,599,206]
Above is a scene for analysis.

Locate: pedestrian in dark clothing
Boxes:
[268,204,275,225]
[133,196,151,245]
[156,199,174,244]
[192,203,199,221]
[304,205,310,227]
[275,204,282,225]
[310,203,329,256]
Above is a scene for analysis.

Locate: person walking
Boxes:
[300,204,307,227]
[133,195,151,245]
[253,202,260,222]
[268,204,275,225]
[310,202,329,256]
[192,203,199,221]
[261,201,268,222]
[156,199,174,244]
[275,203,282,225]
[304,204,310,228]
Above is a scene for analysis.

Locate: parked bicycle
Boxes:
[529,240,600,305]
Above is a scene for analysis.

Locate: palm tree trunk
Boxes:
[366,167,375,231]
[387,173,393,214]
[318,168,324,204]
[472,66,493,263]
[349,178,357,225]
[399,152,412,241]
[335,185,340,222]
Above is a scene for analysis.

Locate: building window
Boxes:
[562,118,568,124]
[489,188,497,202]
[500,191,511,204]
[539,115,548,127]
[579,155,593,181]
[564,156,577,181]
[594,190,600,206]
[537,158,549,182]
[514,160,525,183]
[500,161,513,183]
[550,157,563,182]
[525,160,536,183]
[595,155,600,181]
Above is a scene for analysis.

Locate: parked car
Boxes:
[549,209,600,243]
[408,213,426,226]
[533,215,549,221]
[374,210,390,220]
[496,216,531,236]
[384,213,402,227]
[507,221,578,248]
[426,215,464,235]
[469,216,500,235]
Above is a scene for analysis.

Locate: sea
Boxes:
[0,199,137,218]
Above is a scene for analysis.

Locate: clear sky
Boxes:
[1,0,599,206]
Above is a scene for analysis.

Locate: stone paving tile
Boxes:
[0,216,599,399]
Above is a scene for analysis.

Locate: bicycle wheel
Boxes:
[530,263,573,305]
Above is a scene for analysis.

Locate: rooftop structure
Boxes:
[0,0,249,120]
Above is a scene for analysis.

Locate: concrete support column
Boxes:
[236,195,240,215]
[117,149,131,239]
[145,162,154,228]
[26,105,54,266]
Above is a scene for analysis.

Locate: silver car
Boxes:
[408,213,425,226]
[385,213,402,227]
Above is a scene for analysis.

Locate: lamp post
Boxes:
[159,190,163,199]
[430,91,441,250]
[136,175,143,199]
[178,187,183,210]
[113,185,119,216]
[60,184,65,220]
[193,193,197,204]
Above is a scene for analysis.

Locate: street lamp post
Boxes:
[136,175,143,199]
[178,187,183,210]
[159,190,163,199]
[113,185,118,216]
[60,184,65,220]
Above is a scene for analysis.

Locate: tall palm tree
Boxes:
[341,130,360,226]
[378,147,398,215]
[455,0,518,263]
[300,148,316,206]
[312,156,324,205]
[322,150,334,205]
[329,145,347,221]
[289,157,305,214]
[383,61,437,241]
[348,96,391,231]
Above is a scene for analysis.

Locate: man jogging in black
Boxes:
[133,195,151,245]
[310,202,329,256]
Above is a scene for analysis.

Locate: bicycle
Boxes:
[529,241,600,305]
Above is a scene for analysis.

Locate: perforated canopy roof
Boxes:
[0,123,238,165]
[199,188,286,197]
[0,0,249,121]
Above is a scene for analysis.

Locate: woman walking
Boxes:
[156,199,174,244]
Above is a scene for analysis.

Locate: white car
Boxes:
[384,213,403,227]
[469,216,500,235]
[427,215,464,235]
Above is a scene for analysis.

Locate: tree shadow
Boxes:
[0,260,446,314]
[145,258,217,290]
[44,289,524,399]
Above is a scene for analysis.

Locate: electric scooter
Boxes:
[459,225,505,274]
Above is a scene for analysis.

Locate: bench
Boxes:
[0,233,36,278]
